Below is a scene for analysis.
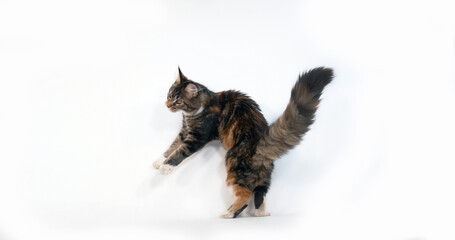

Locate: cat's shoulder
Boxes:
[216,90,252,102]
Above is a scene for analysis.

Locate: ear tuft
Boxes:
[176,66,188,84]
[184,83,198,98]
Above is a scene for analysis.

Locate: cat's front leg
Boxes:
[153,156,174,175]
[158,163,174,175]
[153,155,167,169]
[154,131,185,170]
[157,139,207,175]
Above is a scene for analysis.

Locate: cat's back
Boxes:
[216,90,265,121]
[214,90,268,149]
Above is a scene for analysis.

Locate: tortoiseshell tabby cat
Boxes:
[154,67,333,218]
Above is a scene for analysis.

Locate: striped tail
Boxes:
[256,67,333,160]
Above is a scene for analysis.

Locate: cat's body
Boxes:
[154,67,333,218]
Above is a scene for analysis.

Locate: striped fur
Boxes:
[256,67,334,160]
[156,67,333,218]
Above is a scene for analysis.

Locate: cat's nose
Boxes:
[165,100,171,108]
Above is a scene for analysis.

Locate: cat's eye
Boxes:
[175,100,182,105]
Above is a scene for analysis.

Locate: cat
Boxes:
[153,67,333,218]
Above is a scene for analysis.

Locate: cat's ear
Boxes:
[184,83,198,98]
[176,66,188,84]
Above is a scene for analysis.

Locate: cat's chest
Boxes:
[183,114,219,137]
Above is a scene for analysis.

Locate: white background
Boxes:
[1,0,455,239]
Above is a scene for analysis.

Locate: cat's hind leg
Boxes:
[220,184,251,219]
[253,185,270,217]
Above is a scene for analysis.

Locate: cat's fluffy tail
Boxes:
[256,67,333,160]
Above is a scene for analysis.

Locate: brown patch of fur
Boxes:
[233,185,251,199]
[226,172,236,186]
[209,106,220,113]
[225,161,236,186]
[221,121,236,149]
[228,184,251,214]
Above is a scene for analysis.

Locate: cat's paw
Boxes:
[153,156,166,169]
[159,164,174,175]
[254,210,271,217]
[220,211,234,219]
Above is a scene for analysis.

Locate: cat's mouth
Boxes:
[165,100,179,112]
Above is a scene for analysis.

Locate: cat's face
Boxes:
[165,68,201,114]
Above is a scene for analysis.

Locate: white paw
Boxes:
[153,156,166,169]
[254,210,271,217]
[159,164,174,175]
[220,211,234,219]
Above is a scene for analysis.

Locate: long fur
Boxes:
[157,67,333,218]
[256,67,334,160]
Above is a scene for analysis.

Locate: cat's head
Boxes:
[165,67,206,114]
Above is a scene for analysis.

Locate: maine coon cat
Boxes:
[153,67,333,218]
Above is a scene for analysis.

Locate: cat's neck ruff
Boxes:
[183,106,204,117]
